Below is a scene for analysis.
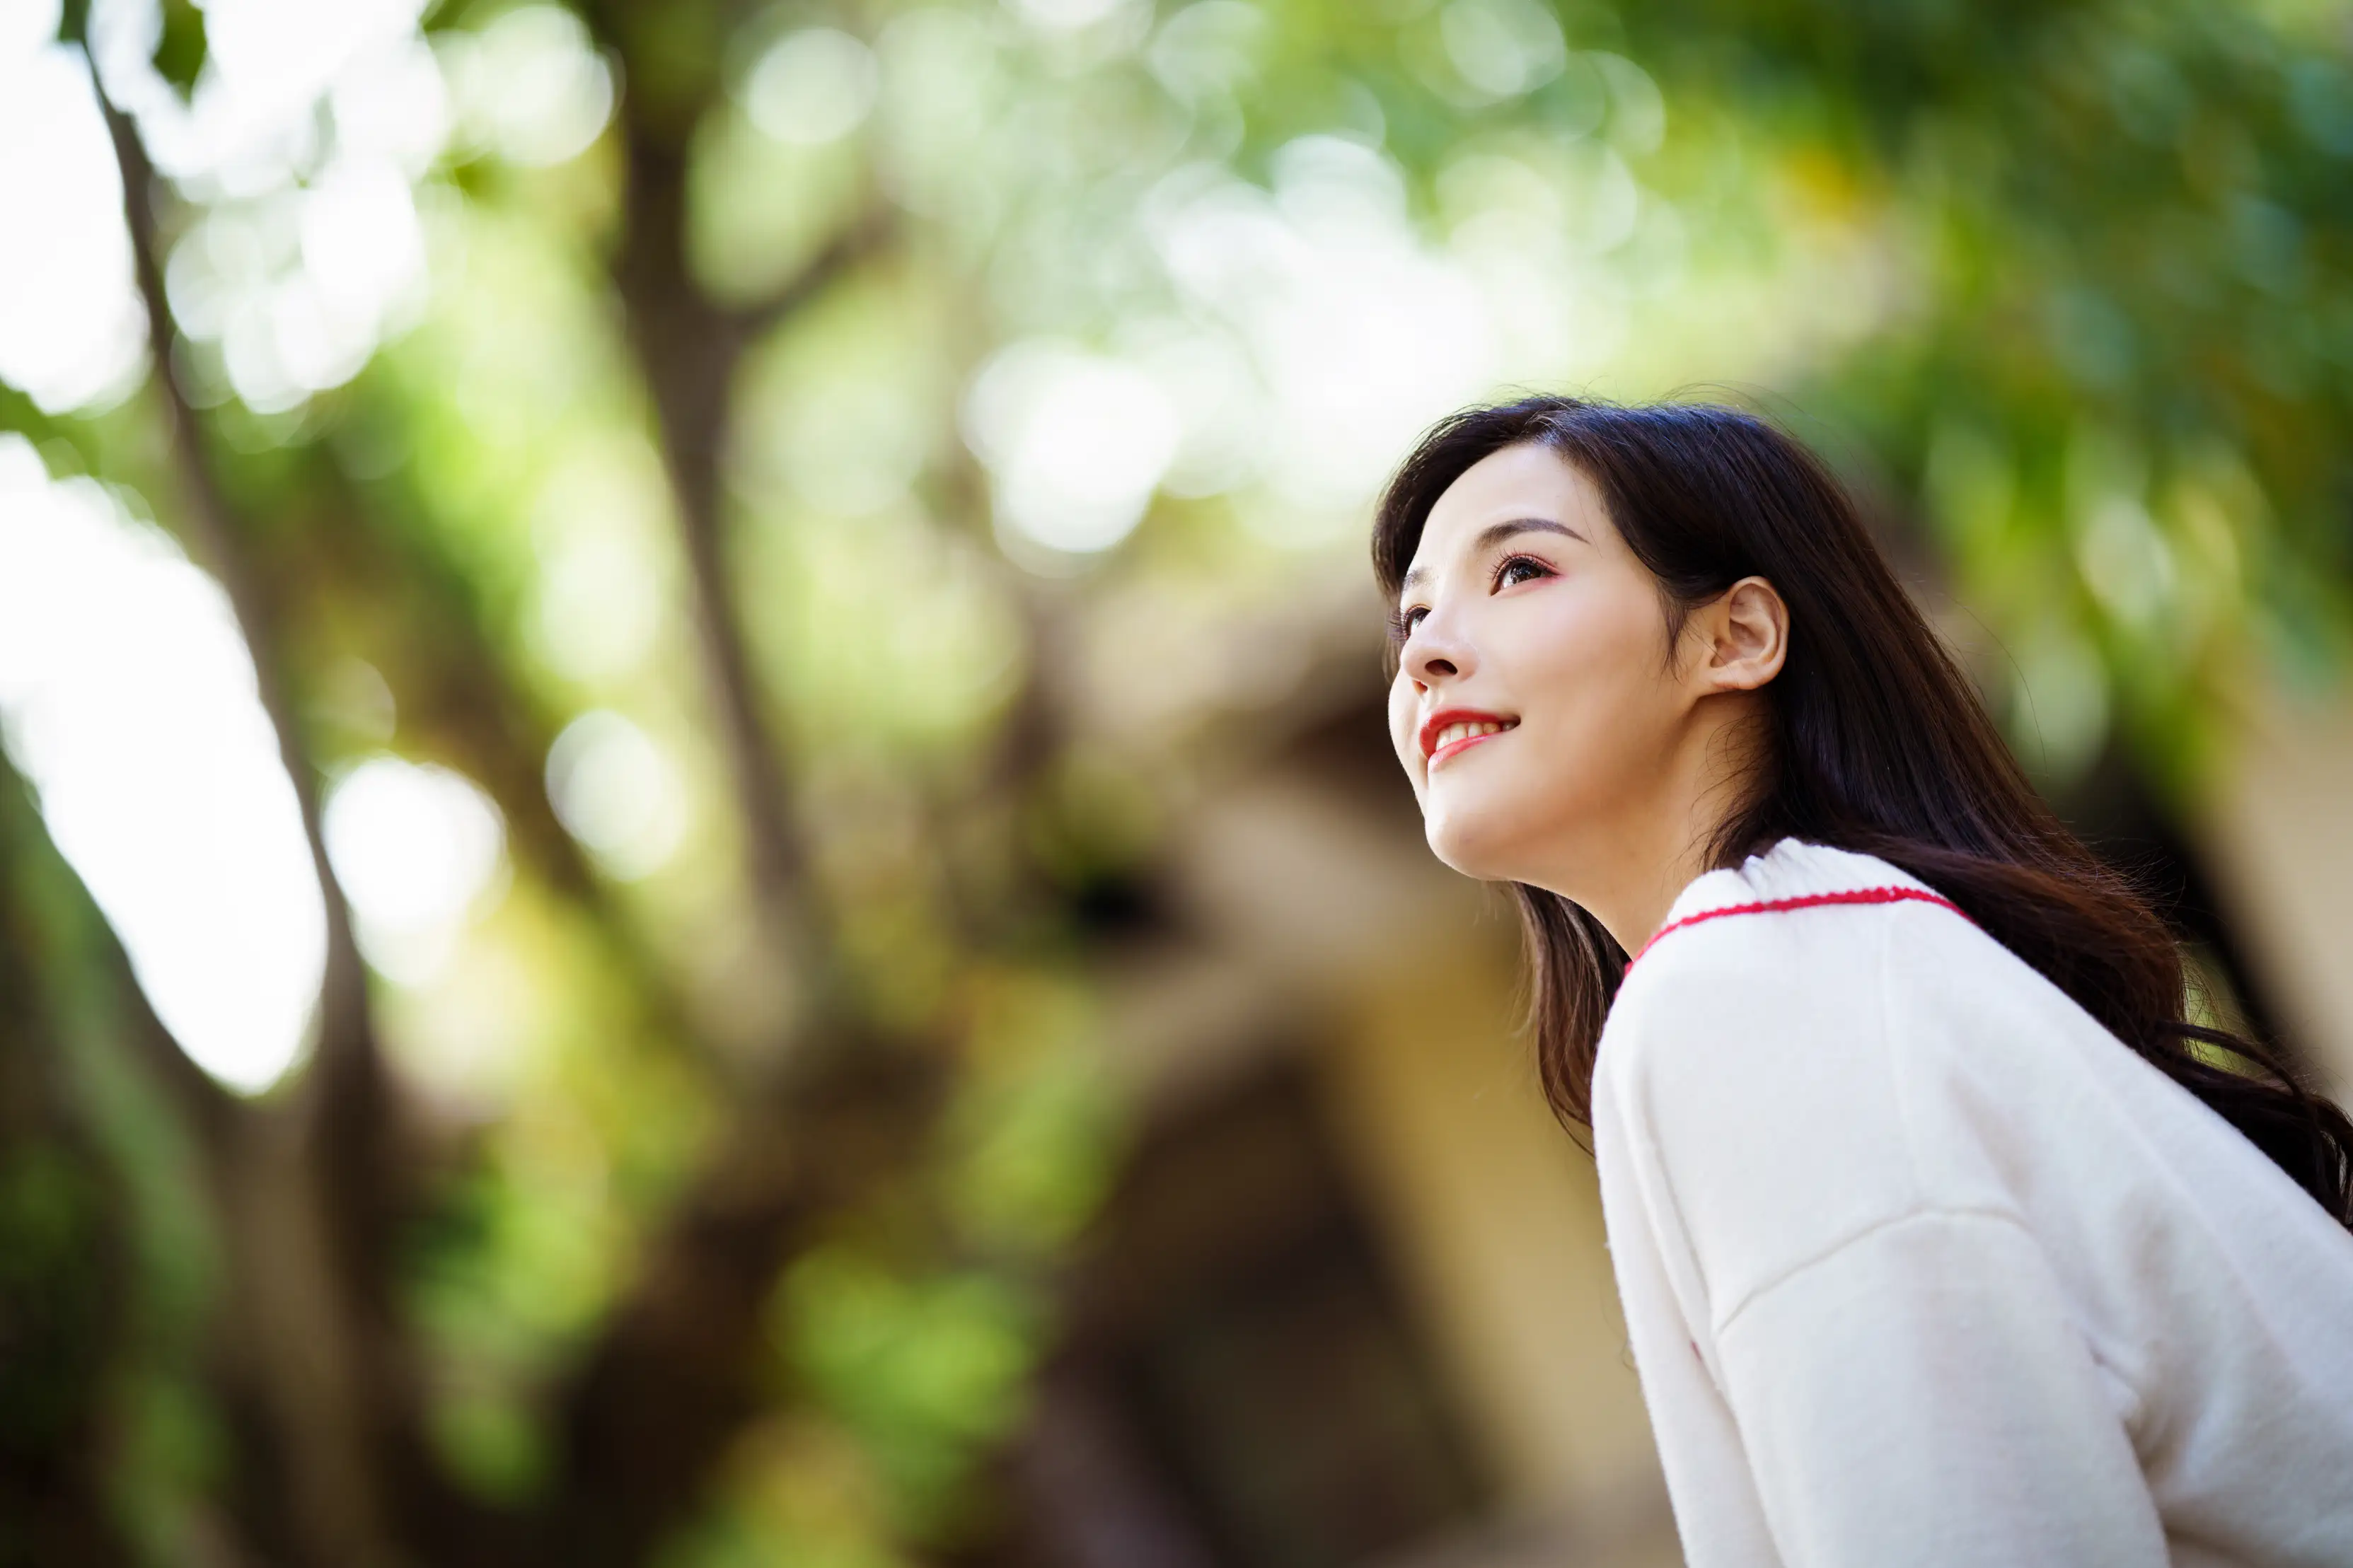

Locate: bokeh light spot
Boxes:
[744,27,879,146]
[545,711,690,881]
[324,755,507,985]
[963,341,1180,558]
[440,4,614,168]
[0,438,325,1091]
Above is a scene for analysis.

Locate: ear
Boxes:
[1687,575,1788,694]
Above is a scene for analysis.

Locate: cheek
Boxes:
[1423,590,1674,869]
[1386,675,1423,786]
[1520,604,1678,787]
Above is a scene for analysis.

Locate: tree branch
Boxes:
[492,14,966,1556]
[738,199,898,343]
[603,115,889,992]
[571,0,899,1006]
[93,66,381,1108]
[90,57,419,1568]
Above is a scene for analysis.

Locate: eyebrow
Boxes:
[1399,517,1587,594]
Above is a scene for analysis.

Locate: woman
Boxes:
[1375,395,2353,1566]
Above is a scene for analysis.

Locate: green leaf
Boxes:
[153,0,208,100]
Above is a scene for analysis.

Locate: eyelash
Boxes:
[1493,553,1552,590]
[1388,553,1555,645]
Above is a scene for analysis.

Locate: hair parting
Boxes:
[1374,393,2353,1227]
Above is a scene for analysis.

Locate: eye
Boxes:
[1387,604,1429,645]
[1492,553,1554,591]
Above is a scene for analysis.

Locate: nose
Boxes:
[1403,608,1472,690]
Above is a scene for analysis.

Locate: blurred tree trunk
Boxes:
[93,69,459,1568]
[53,8,1092,1562]
[510,11,954,1562]
[0,765,143,1568]
[586,0,889,988]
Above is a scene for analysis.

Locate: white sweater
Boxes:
[1591,840,2353,1567]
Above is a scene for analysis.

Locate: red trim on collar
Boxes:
[1626,885,1971,970]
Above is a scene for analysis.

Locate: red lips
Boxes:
[1418,707,1518,763]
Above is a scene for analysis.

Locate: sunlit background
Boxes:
[4,0,2352,1564]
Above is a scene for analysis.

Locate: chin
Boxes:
[1421,802,1530,884]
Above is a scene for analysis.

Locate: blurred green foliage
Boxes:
[0,730,217,1567]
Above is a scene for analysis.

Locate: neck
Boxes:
[1537,695,1769,954]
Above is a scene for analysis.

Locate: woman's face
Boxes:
[1386,442,1696,889]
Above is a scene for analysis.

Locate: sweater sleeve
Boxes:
[1710,1207,2168,1567]
[1602,908,2171,1568]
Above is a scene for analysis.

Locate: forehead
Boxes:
[1407,441,1606,571]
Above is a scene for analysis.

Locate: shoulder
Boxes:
[1604,840,1983,1074]
[1593,843,2017,1311]
[1599,840,1942,1132]
[1614,840,2134,1107]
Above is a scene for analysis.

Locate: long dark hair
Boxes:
[1373,393,2353,1227]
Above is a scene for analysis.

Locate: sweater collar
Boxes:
[1641,838,1936,948]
